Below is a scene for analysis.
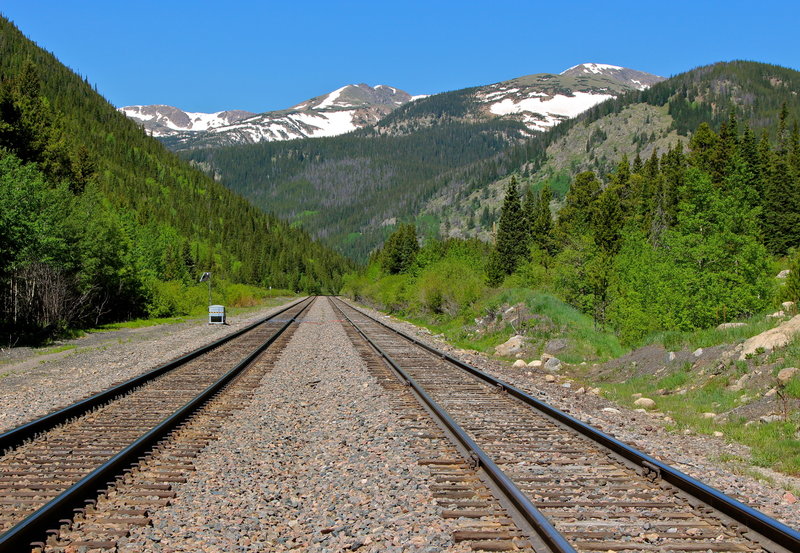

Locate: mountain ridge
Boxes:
[122,63,663,149]
[123,83,417,149]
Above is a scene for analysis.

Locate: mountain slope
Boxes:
[184,64,662,259]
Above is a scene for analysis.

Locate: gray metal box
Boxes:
[209,305,226,325]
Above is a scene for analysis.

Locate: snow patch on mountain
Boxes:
[313,86,348,110]
[290,111,358,137]
[488,91,615,131]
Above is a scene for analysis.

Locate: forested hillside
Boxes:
[346,108,800,345]
[0,17,351,342]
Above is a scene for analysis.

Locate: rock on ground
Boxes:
[740,315,800,359]
[494,334,525,357]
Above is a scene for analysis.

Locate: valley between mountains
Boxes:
[2,8,800,551]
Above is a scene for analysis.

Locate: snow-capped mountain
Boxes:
[119,105,255,137]
[473,63,664,132]
[122,64,662,149]
[122,84,417,150]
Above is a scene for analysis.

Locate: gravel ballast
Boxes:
[347,299,800,531]
[118,297,466,553]
[0,299,301,433]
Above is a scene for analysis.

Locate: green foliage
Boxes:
[785,377,800,400]
[416,258,485,315]
[784,251,800,302]
[342,237,489,316]
[607,166,773,342]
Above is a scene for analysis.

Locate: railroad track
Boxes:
[332,297,800,553]
[0,296,313,551]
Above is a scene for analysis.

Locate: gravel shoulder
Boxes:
[118,297,467,553]
[0,298,301,433]
[346,299,800,531]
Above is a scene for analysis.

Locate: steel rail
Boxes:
[0,296,307,454]
[0,296,314,552]
[334,297,800,552]
[332,298,576,553]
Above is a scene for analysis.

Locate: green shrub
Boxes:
[415,259,485,315]
[146,279,188,317]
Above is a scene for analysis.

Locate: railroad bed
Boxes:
[332,297,800,553]
[1,296,798,552]
[0,297,313,551]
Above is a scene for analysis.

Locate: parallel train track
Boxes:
[332,297,800,553]
[0,296,313,551]
[2,294,798,552]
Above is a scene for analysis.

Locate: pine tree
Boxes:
[763,114,800,253]
[688,122,719,175]
[381,223,419,274]
[556,171,600,238]
[522,186,537,244]
[489,176,527,283]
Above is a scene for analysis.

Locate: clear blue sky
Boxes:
[2,0,798,113]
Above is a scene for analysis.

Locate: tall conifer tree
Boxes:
[488,177,527,284]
